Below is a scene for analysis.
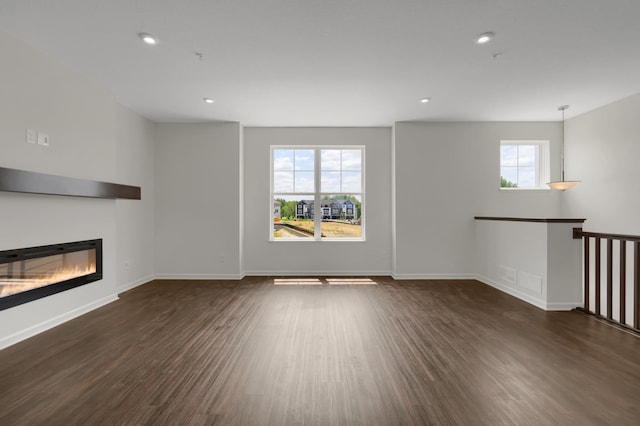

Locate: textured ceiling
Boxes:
[1,0,639,126]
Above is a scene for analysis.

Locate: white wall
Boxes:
[475,220,549,308]
[0,31,155,348]
[561,93,640,234]
[115,104,156,292]
[393,122,563,278]
[155,122,243,278]
[243,127,393,275]
[475,220,582,310]
[546,222,583,309]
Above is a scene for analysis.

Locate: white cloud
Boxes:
[341,150,361,170]
[342,172,361,192]
[321,171,340,192]
[500,145,517,167]
[274,150,294,170]
[518,145,536,167]
[294,150,314,171]
[274,171,293,192]
[294,172,314,192]
[321,149,341,170]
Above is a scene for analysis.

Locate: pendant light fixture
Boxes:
[547,105,580,190]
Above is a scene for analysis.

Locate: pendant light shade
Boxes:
[547,180,580,190]
[547,105,580,190]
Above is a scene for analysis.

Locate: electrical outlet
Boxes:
[37,132,50,147]
[26,128,37,144]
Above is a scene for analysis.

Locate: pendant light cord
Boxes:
[559,105,569,182]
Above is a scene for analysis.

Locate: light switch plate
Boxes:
[37,132,50,147]
[26,128,37,144]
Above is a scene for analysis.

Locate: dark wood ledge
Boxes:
[576,230,640,243]
[474,216,586,223]
[0,167,141,200]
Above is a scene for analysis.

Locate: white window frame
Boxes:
[499,140,550,190]
[270,145,365,241]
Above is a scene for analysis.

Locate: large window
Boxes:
[500,140,550,189]
[271,147,364,240]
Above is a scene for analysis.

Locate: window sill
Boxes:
[499,187,551,191]
[269,238,366,243]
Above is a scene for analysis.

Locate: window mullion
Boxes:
[515,145,520,186]
[314,148,321,240]
[270,149,274,238]
[535,145,541,186]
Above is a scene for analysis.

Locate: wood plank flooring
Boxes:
[1,277,639,425]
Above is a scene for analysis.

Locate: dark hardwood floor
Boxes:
[1,277,639,425]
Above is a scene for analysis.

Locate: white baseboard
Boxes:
[244,270,391,277]
[117,274,155,294]
[475,274,582,311]
[155,273,246,280]
[391,273,476,280]
[546,301,582,311]
[475,274,548,310]
[0,293,118,350]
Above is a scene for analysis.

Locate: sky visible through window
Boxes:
[321,149,361,193]
[500,144,537,188]
[273,149,314,193]
[273,149,362,201]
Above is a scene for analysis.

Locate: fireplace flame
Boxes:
[0,263,96,297]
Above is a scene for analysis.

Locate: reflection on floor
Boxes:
[273,277,377,286]
[273,278,322,285]
[325,277,376,285]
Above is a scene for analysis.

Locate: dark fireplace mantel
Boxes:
[0,167,140,200]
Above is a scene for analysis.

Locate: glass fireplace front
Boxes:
[0,239,102,310]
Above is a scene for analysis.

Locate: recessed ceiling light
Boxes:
[203,98,214,104]
[420,97,430,104]
[476,32,495,44]
[138,32,158,45]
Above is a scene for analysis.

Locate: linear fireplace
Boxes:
[0,239,102,310]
